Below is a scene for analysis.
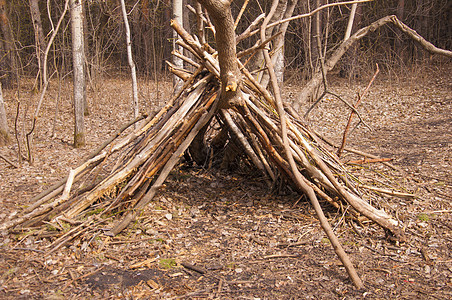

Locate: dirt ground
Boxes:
[0,64,451,299]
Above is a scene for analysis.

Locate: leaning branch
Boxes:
[260,0,363,288]
[296,15,452,109]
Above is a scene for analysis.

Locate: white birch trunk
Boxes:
[344,3,357,40]
[120,0,139,122]
[172,0,184,92]
[70,0,85,147]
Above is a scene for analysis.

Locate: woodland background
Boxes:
[1,0,451,89]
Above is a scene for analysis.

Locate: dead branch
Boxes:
[0,153,18,168]
[389,15,452,58]
[337,64,380,157]
[295,15,452,110]
[259,1,362,288]
[347,158,392,164]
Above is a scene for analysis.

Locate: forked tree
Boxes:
[3,0,451,288]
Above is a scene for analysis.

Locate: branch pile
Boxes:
[10,7,451,289]
[3,23,402,237]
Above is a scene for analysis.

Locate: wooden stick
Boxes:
[0,153,18,168]
[337,64,379,157]
[106,94,219,236]
[360,185,415,198]
[60,169,76,201]
[259,2,363,288]
[64,81,208,219]
[221,110,268,176]
[233,0,250,30]
[172,50,201,68]
[347,158,392,164]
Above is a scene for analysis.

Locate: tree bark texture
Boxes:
[256,0,297,89]
[341,3,362,78]
[70,0,86,148]
[29,0,45,87]
[120,0,139,122]
[0,81,10,146]
[172,0,184,92]
[0,0,17,87]
[196,0,242,109]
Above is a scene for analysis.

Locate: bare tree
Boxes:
[255,0,298,88]
[29,0,45,88]
[119,0,139,123]
[70,0,86,148]
[0,0,18,87]
[172,0,184,92]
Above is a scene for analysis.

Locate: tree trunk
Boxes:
[0,0,18,88]
[172,0,184,92]
[310,0,324,72]
[256,0,293,89]
[0,81,10,146]
[70,0,86,148]
[272,0,298,87]
[120,0,139,122]
[81,0,89,115]
[340,3,362,79]
[394,0,405,64]
[29,0,45,88]
[196,0,242,109]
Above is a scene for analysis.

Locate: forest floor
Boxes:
[0,64,451,299]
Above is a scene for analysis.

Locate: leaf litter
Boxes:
[0,67,451,298]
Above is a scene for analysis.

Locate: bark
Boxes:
[81,0,89,116]
[70,0,86,148]
[344,3,357,40]
[194,1,205,44]
[294,15,452,111]
[0,0,17,87]
[29,0,45,88]
[257,0,297,89]
[256,0,287,88]
[119,0,139,122]
[341,3,362,79]
[0,81,10,146]
[311,0,325,71]
[196,0,242,109]
[172,0,184,92]
[272,0,298,86]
